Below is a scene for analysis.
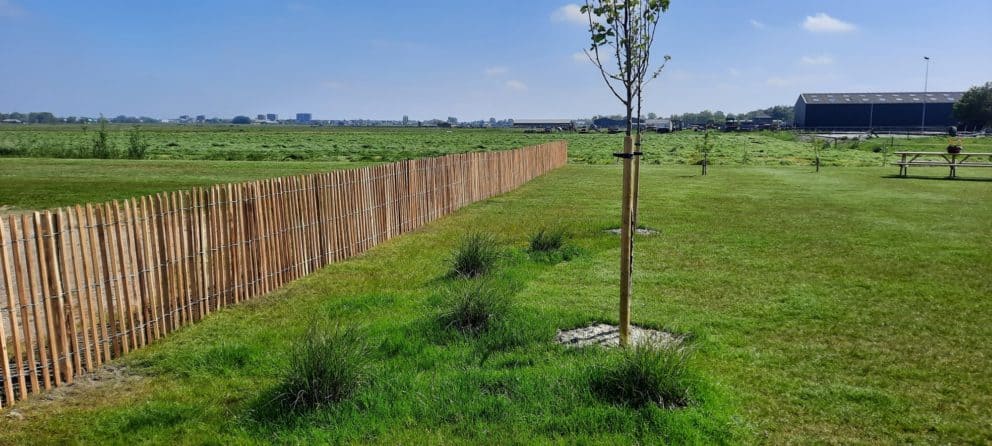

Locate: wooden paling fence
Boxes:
[0,141,567,407]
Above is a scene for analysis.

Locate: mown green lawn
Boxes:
[0,165,990,444]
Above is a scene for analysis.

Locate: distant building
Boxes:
[266,113,278,122]
[512,119,575,131]
[794,92,963,130]
[644,118,673,133]
[296,113,312,124]
[752,115,773,129]
[195,115,206,123]
[593,117,644,130]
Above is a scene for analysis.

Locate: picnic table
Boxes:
[893,151,992,178]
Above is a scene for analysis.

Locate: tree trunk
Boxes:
[619,135,634,347]
[630,131,642,296]
[619,4,634,347]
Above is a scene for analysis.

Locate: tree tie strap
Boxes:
[612,152,644,159]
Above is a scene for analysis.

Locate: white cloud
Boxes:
[749,19,765,29]
[0,0,25,18]
[803,13,856,33]
[551,4,586,25]
[505,80,527,91]
[728,68,742,77]
[800,55,834,65]
[572,52,589,63]
[485,66,508,77]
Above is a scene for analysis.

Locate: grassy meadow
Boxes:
[1,165,990,444]
[3,126,990,213]
[3,124,990,167]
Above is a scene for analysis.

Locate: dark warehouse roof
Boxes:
[799,92,963,105]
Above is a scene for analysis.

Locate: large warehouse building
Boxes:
[794,92,963,130]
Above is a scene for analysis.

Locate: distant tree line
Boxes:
[0,112,159,124]
[0,112,59,124]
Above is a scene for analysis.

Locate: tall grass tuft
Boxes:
[438,279,513,335]
[451,232,501,278]
[275,321,368,412]
[589,345,694,409]
[528,227,566,252]
[528,226,579,263]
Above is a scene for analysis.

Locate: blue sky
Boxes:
[1,0,990,120]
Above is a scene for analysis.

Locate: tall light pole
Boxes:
[921,56,930,133]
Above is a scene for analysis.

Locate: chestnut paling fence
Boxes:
[0,141,567,407]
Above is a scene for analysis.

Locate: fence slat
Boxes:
[84,205,110,364]
[1,217,27,400]
[32,212,63,386]
[58,210,82,375]
[75,206,100,368]
[66,206,96,370]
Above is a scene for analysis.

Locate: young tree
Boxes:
[127,125,149,159]
[582,0,671,346]
[91,117,115,159]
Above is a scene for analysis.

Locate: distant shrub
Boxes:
[126,126,148,159]
[275,322,368,412]
[438,279,513,335]
[451,232,501,278]
[589,345,694,408]
[91,118,116,159]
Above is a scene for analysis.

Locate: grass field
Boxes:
[0,158,364,211]
[4,127,991,213]
[1,165,989,444]
[3,125,990,166]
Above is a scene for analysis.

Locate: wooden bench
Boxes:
[893,152,992,178]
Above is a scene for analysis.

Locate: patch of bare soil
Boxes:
[2,365,144,421]
[0,206,21,217]
[555,323,682,348]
